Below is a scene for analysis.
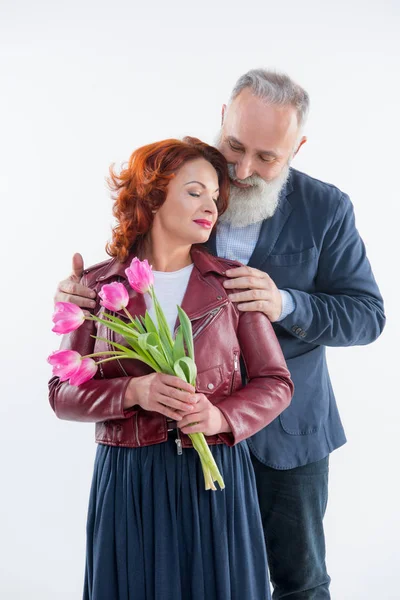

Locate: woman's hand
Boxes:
[124,373,197,420]
[177,393,232,436]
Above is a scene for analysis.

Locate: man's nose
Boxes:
[235,157,254,181]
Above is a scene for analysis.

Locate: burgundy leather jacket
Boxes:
[49,247,293,448]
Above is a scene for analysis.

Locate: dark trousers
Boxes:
[251,454,331,599]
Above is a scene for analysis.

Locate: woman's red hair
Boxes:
[106,137,230,261]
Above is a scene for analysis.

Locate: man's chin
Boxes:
[217,184,279,227]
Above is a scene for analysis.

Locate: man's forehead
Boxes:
[223,93,299,151]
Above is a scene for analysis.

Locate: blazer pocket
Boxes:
[196,365,224,394]
[265,246,317,267]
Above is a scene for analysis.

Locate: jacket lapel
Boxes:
[247,194,293,269]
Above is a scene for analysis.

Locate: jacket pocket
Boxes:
[196,365,224,395]
[279,347,330,435]
[265,246,317,267]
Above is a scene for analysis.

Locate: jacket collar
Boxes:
[94,246,227,283]
[95,247,228,322]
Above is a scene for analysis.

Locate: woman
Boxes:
[49,137,293,600]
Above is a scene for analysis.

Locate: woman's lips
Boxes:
[193,219,213,229]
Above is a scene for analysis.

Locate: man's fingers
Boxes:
[228,289,269,303]
[72,253,84,279]
[236,300,269,312]
[54,291,97,308]
[225,266,265,278]
[60,279,96,299]
[223,276,268,290]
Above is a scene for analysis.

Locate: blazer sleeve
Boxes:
[48,278,136,423]
[216,310,294,445]
[279,193,386,346]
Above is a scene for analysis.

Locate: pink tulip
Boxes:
[69,358,98,386]
[52,302,85,334]
[125,257,154,294]
[99,281,129,311]
[47,350,82,381]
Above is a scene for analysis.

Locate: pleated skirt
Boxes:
[83,438,270,600]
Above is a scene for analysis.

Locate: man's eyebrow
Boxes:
[227,136,279,158]
[185,181,219,192]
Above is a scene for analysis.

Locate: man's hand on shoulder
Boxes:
[54,252,97,309]
[223,265,282,322]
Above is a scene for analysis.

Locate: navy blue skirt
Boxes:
[84,439,270,600]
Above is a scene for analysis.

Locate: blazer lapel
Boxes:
[247,178,294,269]
[204,230,217,256]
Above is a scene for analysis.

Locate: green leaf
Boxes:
[137,332,160,352]
[173,356,197,386]
[92,335,160,372]
[154,295,174,349]
[134,316,146,334]
[137,333,174,374]
[172,326,186,363]
[144,311,158,335]
[177,306,195,361]
[100,311,142,333]
[91,315,138,340]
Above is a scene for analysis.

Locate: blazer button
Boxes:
[300,331,307,338]
[216,295,223,300]
[207,383,215,390]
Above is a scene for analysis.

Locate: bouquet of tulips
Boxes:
[48,257,225,491]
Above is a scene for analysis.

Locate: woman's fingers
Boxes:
[161,374,195,394]
[157,404,184,421]
[157,393,195,413]
[180,421,205,434]
[160,383,197,405]
[178,408,204,429]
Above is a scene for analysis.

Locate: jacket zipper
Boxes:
[105,304,226,448]
[175,427,183,455]
[192,303,227,340]
[229,351,240,395]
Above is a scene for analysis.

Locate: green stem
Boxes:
[122,306,137,326]
[95,356,130,365]
[83,351,125,358]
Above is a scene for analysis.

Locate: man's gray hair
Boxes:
[230,69,310,129]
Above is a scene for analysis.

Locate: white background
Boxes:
[1,1,399,598]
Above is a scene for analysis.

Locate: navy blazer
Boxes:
[206,168,385,469]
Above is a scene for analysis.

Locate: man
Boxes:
[54,69,385,599]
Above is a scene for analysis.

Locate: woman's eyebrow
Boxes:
[185,181,219,192]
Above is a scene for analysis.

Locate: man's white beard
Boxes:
[218,163,290,228]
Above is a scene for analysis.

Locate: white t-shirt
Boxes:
[148,263,194,334]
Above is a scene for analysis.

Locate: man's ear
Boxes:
[293,136,307,158]
[221,104,227,126]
